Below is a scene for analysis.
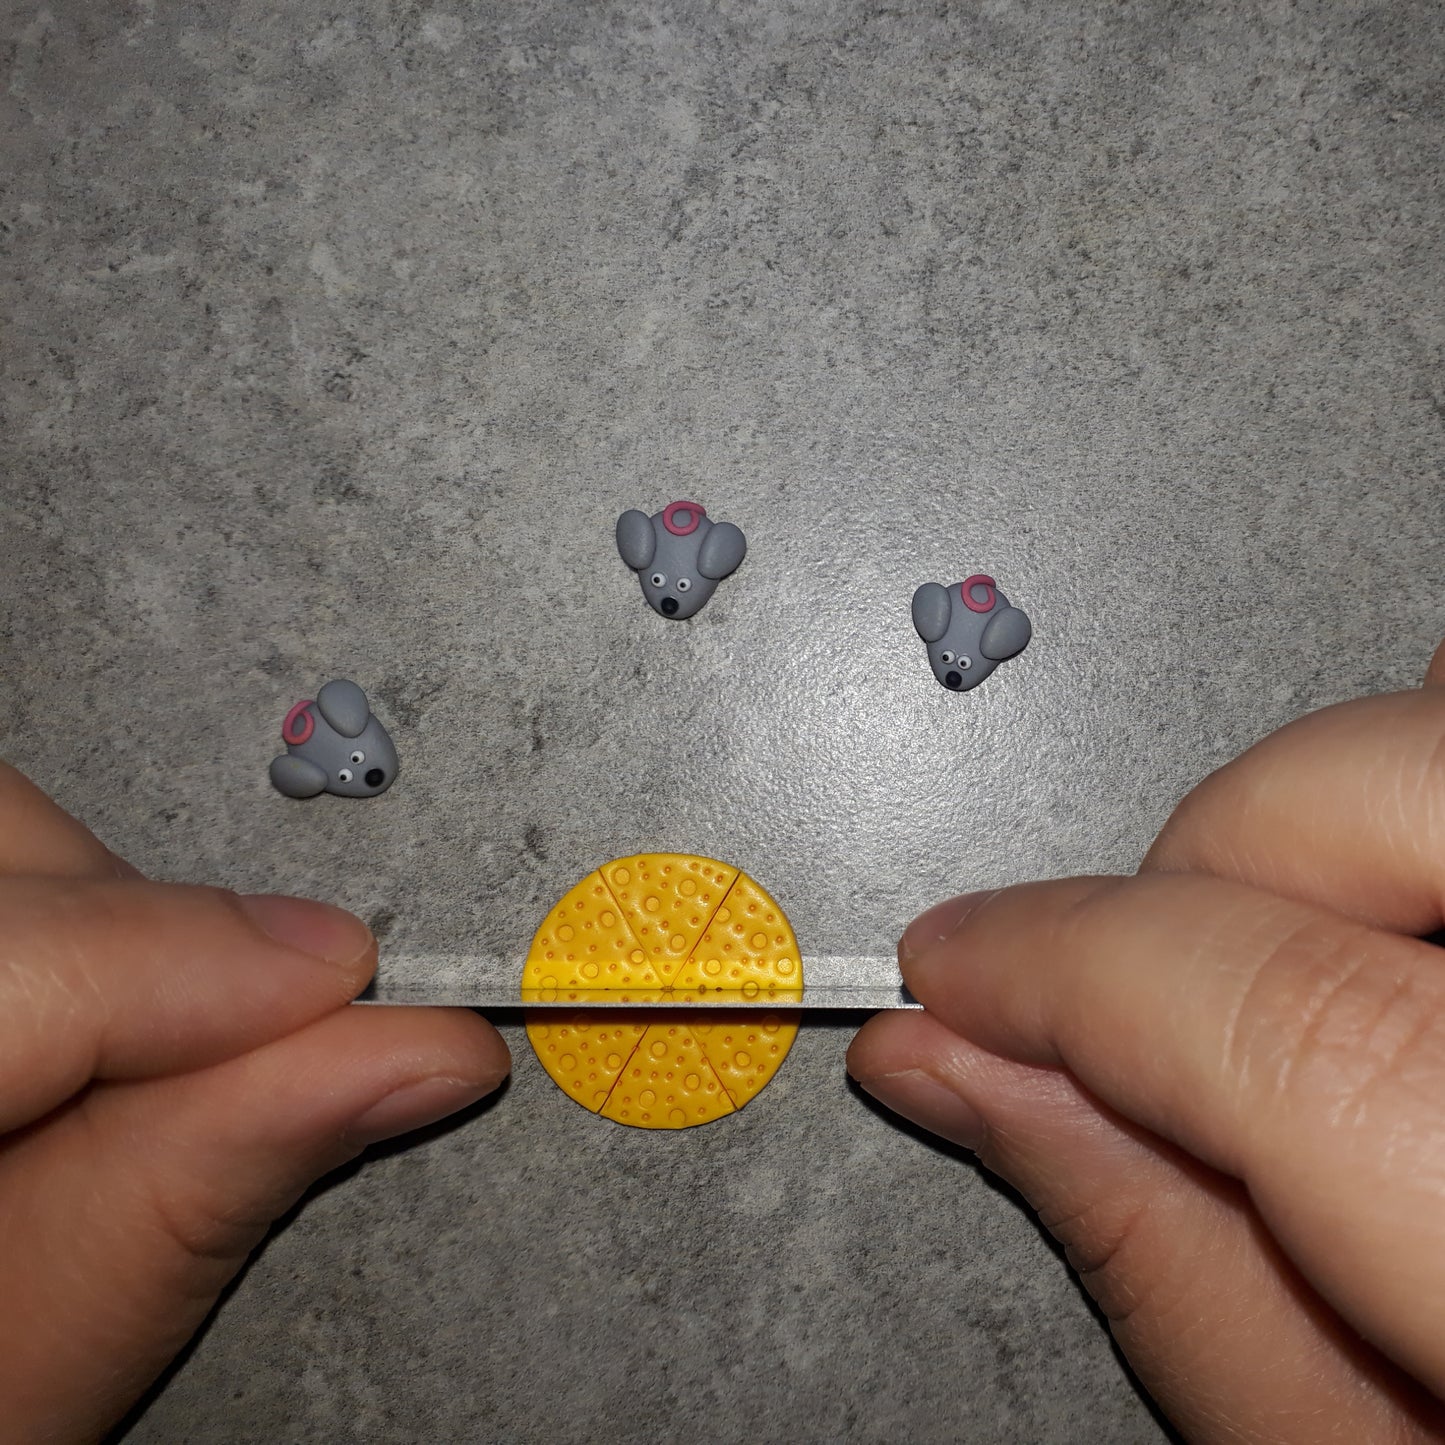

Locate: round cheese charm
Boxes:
[524,854,802,1128]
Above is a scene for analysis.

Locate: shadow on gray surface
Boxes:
[105,1011,1175,1445]
[844,1068,1183,1445]
[108,1079,513,1444]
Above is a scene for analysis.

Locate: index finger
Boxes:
[901,872,1445,1397]
[1141,687,1445,935]
[0,762,141,879]
[0,876,376,1133]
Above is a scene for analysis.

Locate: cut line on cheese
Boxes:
[524,854,801,1129]
[526,870,663,992]
[597,853,738,984]
[528,1013,648,1113]
[688,1012,795,1111]
[671,871,802,999]
[600,1019,735,1128]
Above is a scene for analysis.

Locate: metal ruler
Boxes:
[362,953,917,1010]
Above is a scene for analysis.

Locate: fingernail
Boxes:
[856,1068,986,1151]
[899,890,995,968]
[238,893,374,967]
[345,1077,492,1147]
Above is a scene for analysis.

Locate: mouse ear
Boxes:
[911,583,951,643]
[270,754,329,799]
[616,510,656,571]
[697,521,746,580]
[980,605,1032,661]
[315,679,371,738]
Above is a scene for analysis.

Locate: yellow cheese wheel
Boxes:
[524,855,802,1129]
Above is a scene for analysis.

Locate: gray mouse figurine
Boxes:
[912,575,1032,691]
[615,501,747,620]
[269,679,399,798]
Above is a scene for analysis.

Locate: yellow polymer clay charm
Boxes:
[523,854,803,1129]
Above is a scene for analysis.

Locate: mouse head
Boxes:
[615,501,748,621]
[912,575,1033,692]
[269,679,399,799]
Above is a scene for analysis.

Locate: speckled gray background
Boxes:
[3,0,1442,1440]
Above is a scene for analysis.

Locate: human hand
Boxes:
[0,766,510,1445]
[849,640,1445,1442]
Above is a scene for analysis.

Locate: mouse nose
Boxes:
[660,596,679,616]
[945,670,963,689]
[365,768,385,788]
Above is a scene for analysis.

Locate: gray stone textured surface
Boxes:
[2,0,1442,1440]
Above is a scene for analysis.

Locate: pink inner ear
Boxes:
[282,700,315,746]
[961,575,997,613]
[662,500,706,536]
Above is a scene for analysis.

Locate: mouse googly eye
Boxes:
[940,650,956,665]
[337,767,354,783]
[675,577,692,592]
[650,572,667,588]
[349,750,365,765]
[957,655,973,670]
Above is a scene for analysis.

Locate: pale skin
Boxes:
[0,776,512,1445]
[2,643,1443,1443]
[851,636,1445,1441]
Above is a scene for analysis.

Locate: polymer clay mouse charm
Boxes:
[269,679,399,798]
[615,501,747,620]
[912,576,1032,691]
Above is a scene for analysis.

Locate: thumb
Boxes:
[847,1010,1440,1442]
[0,1004,509,1445]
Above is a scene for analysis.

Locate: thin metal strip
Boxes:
[360,955,917,1010]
